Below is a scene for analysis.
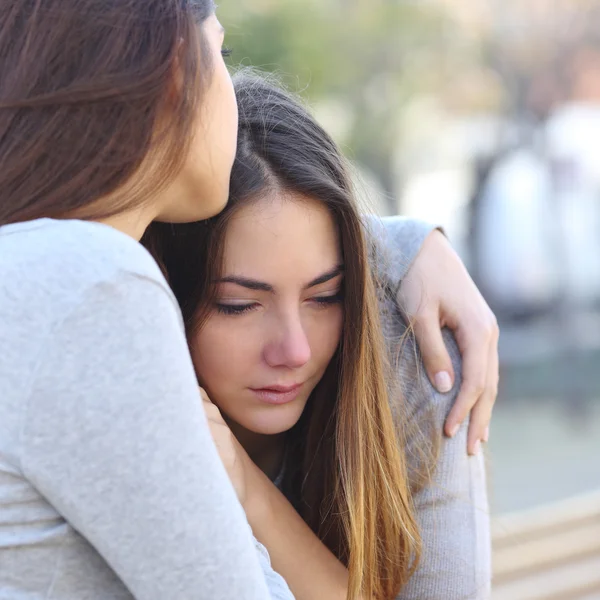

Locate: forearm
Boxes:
[245,460,361,600]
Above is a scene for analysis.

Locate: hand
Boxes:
[201,388,250,506]
[398,230,499,455]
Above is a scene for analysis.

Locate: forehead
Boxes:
[222,193,341,282]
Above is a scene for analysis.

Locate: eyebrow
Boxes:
[306,265,344,288]
[216,264,344,292]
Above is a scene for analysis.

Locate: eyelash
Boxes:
[221,47,233,58]
[215,292,343,316]
[313,292,343,307]
[216,303,256,316]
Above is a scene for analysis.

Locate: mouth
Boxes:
[249,383,304,405]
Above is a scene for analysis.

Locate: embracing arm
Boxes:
[21,273,293,600]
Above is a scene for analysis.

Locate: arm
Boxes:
[244,462,355,600]
[390,323,492,600]
[203,392,356,600]
[256,538,297,600]
[21,273,293,600]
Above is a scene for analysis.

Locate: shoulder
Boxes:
[363,215,439,288]
[0,219,180,375]
[0,218,166,283]
[364,214,437,248]
[0,218,175,322]
[381,297,461,427]
[380,297,462,486]
[383,304,492,599]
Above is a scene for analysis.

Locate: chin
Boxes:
[198,186,229,219]
[242,404,305,436]
[159,181,229,223]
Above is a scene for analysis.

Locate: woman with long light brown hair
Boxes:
[146,72,491,600]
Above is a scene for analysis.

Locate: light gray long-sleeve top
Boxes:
[0,218,293,599]
[0,216,490,600]
[368,216,491,599]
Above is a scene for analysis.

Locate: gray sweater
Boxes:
[0,216,490,599]
[368,216,491,600]
[0,219,293,600]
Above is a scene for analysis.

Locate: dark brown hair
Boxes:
[144,71,421,600]
[0,0,215,226]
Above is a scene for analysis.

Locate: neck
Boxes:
[227,418,287,481]
[95,205,158,241]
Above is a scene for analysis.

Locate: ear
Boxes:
[165,40,185,106]
[165,37,185,108]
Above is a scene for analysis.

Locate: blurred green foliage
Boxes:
[218,1,600,208]
[218,1,450,205]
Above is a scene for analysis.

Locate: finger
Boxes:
[467,334,499,452]
[200,388,216,413]
[412,310,455,394]
[444,335,487,437]
[466,387,495,455]
[199,388,225,423]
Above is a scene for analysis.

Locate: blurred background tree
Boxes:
[219,0,453,212]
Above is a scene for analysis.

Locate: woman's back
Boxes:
[0,219,293,599]
[0,219,161,597]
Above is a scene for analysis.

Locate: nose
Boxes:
[263,313,311,369]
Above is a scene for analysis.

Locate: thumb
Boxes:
[412,313,455,394]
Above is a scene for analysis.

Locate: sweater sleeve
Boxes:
[364,215,439,291]
[391,326,492,600]
[21,272,293,600]
[368,215,490,598]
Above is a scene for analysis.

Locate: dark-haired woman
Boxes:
[147,72,492,600]
[0,3,294,598]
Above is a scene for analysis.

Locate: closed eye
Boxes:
[215,302,258,316]
[311,290,343,307]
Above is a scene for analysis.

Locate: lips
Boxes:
[250,383,303,405]
[256,383,302,393]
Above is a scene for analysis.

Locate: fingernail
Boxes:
[448,423,459,438]
[471,440,481,455]
[434,371,452,393]
[483,427,490,443]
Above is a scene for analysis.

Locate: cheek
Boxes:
[308,307,343,368]
[223,67,238,156]
[191,320,257,396]
[211,60,238,165]
[186,61,237,217]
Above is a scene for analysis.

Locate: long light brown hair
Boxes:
[145,71,421,599]
[0,0,215,226]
